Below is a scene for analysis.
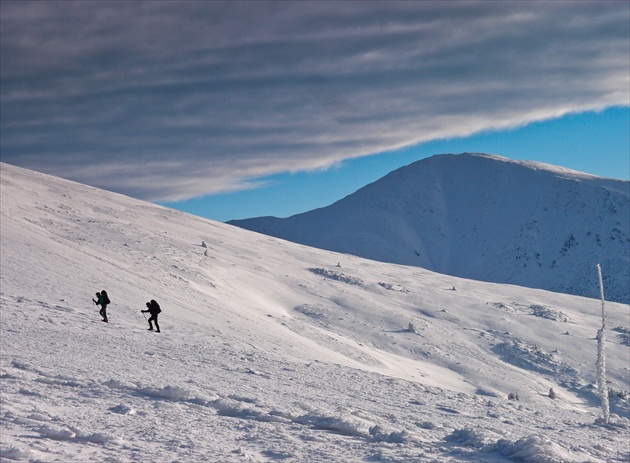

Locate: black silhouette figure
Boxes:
[141,299,161,333]
[93,290,110,322]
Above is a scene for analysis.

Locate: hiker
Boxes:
[141,299,161,333]
[93,289,110,322]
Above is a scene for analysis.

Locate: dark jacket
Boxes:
[144,300,161,316]
[94,290,110,306]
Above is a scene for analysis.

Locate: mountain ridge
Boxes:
[230,153,630,304]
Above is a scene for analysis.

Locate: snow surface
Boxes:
[1,162,629,463]
[230,153,630,304]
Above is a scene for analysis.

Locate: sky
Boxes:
[1,1,628,222]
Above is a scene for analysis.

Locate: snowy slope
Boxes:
[1,162,629,463]
[230,153,630,304]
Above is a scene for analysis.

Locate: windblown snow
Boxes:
[1,162,629,462]
[230,153,630,304]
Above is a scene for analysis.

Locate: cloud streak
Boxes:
[1,0,628,200]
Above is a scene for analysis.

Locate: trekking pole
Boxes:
[142,311,147,321]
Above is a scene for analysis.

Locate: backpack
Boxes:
[102,290,111,305]
[150,299,161,314]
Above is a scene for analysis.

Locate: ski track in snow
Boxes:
[1,162,629,463]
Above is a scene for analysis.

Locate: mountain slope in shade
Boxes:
[230,153,630,304]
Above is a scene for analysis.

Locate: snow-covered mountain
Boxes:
[230,153,630,304]
[1,162,629,463]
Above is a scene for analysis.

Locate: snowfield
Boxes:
[1,162,629,462]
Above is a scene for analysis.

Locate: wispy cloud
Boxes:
[1,1,628,201]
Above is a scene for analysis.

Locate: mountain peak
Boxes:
[231,154,629,303]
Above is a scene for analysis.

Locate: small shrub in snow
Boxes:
[295,304,327,320]
[611,389,629,401]
[548,388,557,400]
[201,240,207,248]
[308,268,363,286]
[612,326,630,346]
[530,304,569,322]
[378,282,410,292]
[508,392,520,401]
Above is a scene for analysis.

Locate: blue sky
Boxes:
[163,106,630,221]
[1,1,628,222]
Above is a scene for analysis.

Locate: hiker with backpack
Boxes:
[141,299,161,333]
[93,290,111,322]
